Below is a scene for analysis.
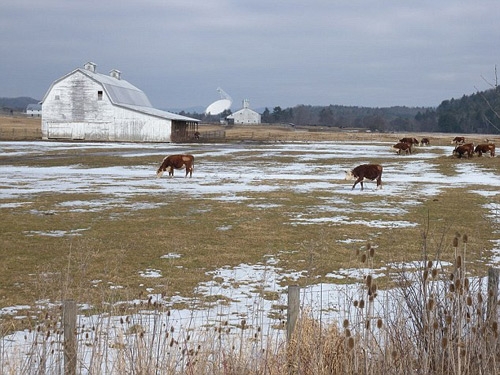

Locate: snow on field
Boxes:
[1,140,499,370]
[1,138,500,262]
[1,140,500,276]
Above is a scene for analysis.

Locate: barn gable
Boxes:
[227,99,261,124]
[41,62,199,142]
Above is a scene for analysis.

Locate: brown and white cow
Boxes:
[474,143,496,157]
[420,137,430,146]
[452,136,465,145]
[453,143,474,158]
[393,142,412,155]
[399,137,419,146]
[345,164,383,190]
[156,154,195,178]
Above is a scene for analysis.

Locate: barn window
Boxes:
[97,90,103,100]
[55,94,60,101]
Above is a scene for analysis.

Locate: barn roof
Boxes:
[41,64,199,123]
[27,103,42,111]
[227,107,260,118]
[79,68,153,107]
[123,104,200,122]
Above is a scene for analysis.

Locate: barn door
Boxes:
[71,123,85,140]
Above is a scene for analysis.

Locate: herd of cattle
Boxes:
[156,136,496,191]
[393,136,496,158]
[449,137,496,158]
[392,137,429,155]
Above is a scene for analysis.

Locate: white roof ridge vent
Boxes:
[84,61,97,73]
[110,69,121,80]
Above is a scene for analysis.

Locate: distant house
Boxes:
[226,99,261,124]
[26,103,42,117]
[41,62,199,142]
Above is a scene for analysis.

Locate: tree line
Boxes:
[4,86,500,134]
[180,87,500,134]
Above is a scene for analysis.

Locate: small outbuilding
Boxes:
[26,103,42,117]
[226,99,261,124]
[41,62,199,142]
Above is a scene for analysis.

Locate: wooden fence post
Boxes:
[287,285,300,342]
[487,267,499,322]
[63,300,77,375]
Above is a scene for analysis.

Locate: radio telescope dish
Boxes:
[205,87,232,115]
[205,99,231,115]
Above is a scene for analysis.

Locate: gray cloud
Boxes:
[2,0,500,110]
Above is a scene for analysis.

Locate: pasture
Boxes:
[0,138,499,322]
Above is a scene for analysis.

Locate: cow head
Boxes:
[156,169,164,178]
[344,170,355,180]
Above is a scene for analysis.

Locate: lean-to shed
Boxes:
[41,62,199,142]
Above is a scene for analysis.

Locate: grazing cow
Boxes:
[474,143,496,157]
[453,143,474,158]
[452,136,465,145]
[156,154,195,178]
[393,142,412,155]
[420,137,430,146]
[399,137,419,146]
[345,164,383,190]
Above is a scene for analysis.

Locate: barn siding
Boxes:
[228,108,261,124]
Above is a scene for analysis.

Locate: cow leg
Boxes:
[376,176,382,189]
[182,163,193,178]
[352,177,364,190]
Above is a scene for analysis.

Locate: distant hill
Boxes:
[0,97,39,112]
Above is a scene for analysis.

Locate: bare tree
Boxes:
[475,65,500,132]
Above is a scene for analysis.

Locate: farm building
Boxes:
[227,99,261,124]
[41,62,199,142]
[26,103,42,117]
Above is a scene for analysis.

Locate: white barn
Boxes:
[41,62,199,142]
[227,99,261,124]
[26,103,42,117]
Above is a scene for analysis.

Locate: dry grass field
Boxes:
[1,114,499,144]
[0,115,42,140]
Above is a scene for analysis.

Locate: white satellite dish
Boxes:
[205,99,232,115]
[205,87,232,115]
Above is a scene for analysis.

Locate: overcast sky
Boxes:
[2,1,500,111]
